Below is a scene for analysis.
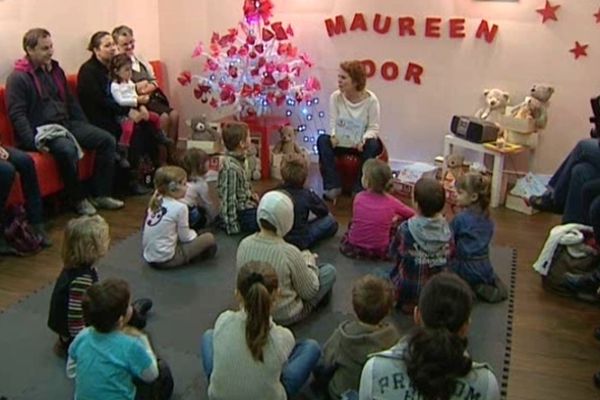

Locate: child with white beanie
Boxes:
[236,190,337,325]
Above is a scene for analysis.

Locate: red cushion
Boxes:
[333,144,390,194]
[1,60,163,207]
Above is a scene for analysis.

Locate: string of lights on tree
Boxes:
[178,0,327,153]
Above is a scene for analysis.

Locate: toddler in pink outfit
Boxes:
[340,159,414,260]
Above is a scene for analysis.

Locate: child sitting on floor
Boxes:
[340,159,414,260]
[237,190,337,326]
[315,275,399,399]
[142,166,217,269]
[390,177,453,314]
[48,215,152,357]
[67,278,161,400]
[451,172,507,303]
[218,122,260,235]
[359,273,500,400]
[201,261,321,400]
[181,148,220,229]
[277,155,338,249]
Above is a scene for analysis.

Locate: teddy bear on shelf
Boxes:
[475,88,511,125]
[245,143,261,181]
[186,115,224,153]
[510,84,555,130]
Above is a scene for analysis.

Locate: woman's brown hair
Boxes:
[237,261,279,362]
[340,60,367,91]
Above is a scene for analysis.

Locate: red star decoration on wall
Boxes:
[536,1,560,23]
[569,41,588,59]
[594,8,600,23]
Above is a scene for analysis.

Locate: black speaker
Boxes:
[450,115,500,143]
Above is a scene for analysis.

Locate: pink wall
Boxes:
[0,0,160,81]
[158,0,600,173]
[3,0,599,173]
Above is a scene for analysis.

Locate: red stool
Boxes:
[333,145,389,194]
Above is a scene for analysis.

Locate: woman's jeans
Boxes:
[317,135,382,193]
[548,139,600,223]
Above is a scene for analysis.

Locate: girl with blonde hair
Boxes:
[142,166,217,269]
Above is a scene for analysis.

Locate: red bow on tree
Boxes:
[243,0,273,24]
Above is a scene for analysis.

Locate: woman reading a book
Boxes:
[317,60,382,201]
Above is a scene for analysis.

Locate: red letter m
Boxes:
[324,15,347,37]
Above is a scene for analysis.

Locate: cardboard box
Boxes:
[505,193,538,215]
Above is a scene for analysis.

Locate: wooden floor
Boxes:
[1,171,599,399]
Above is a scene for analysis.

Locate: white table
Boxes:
[442,134,525,208]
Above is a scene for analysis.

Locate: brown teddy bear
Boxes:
[444,153,465,209]
[272,125,305,158]
[186,115,224,153]
[271,125,310,179]
[510,84,554,130]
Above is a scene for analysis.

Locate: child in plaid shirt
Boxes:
[217,122,260,235]
[389,177,454,315]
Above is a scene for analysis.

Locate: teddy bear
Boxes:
[475,88,511,125]
[506,93,549,148]
[245,143,261,181]
[510,84,554,130]
[272,125,306,158]
[271,125,310,179]
[186,115,224,153]
[443,153,465,212]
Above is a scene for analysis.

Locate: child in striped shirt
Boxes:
[48,215,152,357]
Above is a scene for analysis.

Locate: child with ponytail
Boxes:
[201,262,322,400]
[142,166,217,269]
[340,159,414,260]
[451,172,507,303]
[359,273,500,400]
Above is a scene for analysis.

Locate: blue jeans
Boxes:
[44,120,116,201]
[0,147,43,224]
[286,214,339,250]
[308,263,337,308]
[200,331,321,397]
[548,139,600,221]
[582,178,600,241]
[238,207,259,234]
[317,135,382,193]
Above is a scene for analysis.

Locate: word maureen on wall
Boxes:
[323,13,500,85]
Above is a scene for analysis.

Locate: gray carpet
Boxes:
[0,231,516,400]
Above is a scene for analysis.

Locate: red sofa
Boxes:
[0,60,165,206]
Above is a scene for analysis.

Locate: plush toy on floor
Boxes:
[443,153,465,212]
[186,115,223,153]
[245,144,261,180]
[271,125,309,179]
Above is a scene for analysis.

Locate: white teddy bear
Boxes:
[475,88,510,125]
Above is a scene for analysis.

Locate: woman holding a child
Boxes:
[317,60,382,201]
[77,31,160,195]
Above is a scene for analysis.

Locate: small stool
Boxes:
[333,145,389,194]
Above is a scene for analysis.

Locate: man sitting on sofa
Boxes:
[6,28,123,215]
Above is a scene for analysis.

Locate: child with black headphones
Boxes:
[142,166,217,269]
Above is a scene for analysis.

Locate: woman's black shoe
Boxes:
[528,193,559,213]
